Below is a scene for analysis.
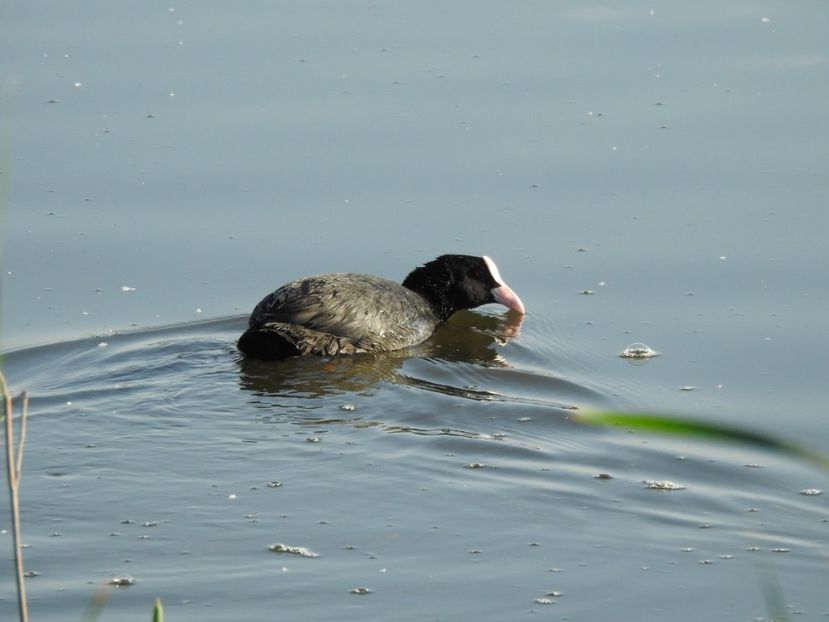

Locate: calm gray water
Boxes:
[2,2,828,621]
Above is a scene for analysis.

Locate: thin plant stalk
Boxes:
[2,371,29,622]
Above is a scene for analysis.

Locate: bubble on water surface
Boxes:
[267,480,283,488]
[644,480,685,491]
[800,489,822,496]
[120,285,136,292]
[269,543,319,558]
[620,343,659,359]
[350,587,372,595]
[109,574,135,587]
[534,598,555,605]
[339,404,357,411]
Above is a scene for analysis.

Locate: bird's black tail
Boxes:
[237,327,300,360]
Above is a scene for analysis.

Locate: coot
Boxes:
[237,254,525,360]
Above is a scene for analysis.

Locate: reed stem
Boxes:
[2,371,29,622]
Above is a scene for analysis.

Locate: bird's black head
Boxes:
[402,254,525,322]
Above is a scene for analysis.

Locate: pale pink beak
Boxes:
[492,284,526,314]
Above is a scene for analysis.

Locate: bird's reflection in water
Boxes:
[238,310,524,399]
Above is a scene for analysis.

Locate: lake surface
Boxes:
[2,2,828,620]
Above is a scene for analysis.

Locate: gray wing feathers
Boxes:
[250,273,438,353]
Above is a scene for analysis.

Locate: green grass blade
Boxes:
[575,410,829,471]
[152,598,164,622]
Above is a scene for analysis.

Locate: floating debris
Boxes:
[350,587,372,595]
[120,285,136,292]
[800,489,822,496]
[268,543,319,558]
[24,570,41,578]
[679,385,696,392]
[306,437,321,443]
[339,404,357,411]
[594,473,613,480]
[267,480,283,488]
[534,598,555,605]
[620,343,659,359]
[644,480,685,491]
[771,548,791,553]
[579,289,595,295]
[464,463,494,469]
[109,574,135,587]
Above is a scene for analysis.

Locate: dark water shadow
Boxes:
[238,309,609,424]
[236,310,525,397]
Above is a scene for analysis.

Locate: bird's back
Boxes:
[246,273,439,355]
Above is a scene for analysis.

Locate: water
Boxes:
[2,2,828,620]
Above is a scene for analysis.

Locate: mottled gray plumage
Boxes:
[237,255,525,360]
[246,273,438,356]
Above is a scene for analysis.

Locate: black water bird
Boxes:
[237,254,525,360]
